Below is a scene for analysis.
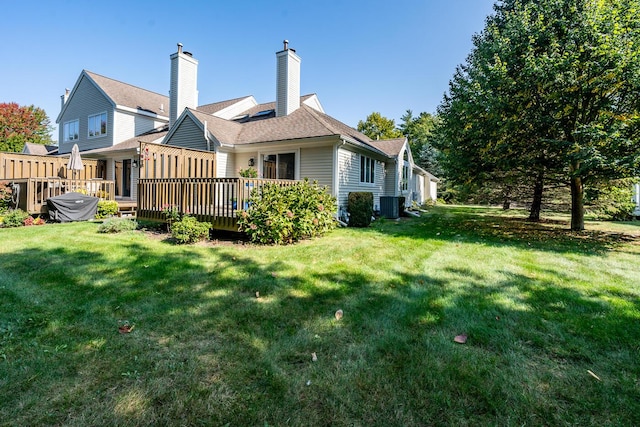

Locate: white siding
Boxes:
[235,152,257,176]
[337,148,386,211]
[58,75,114,154]
[300,146,333,191]
[215,151,237,178]
[113,111,162,144]
[164,116,208,150]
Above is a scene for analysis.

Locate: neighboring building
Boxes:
[22,143,58,155]
[633,182,640,216]
[56,41,438,212]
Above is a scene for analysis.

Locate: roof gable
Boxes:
[57,70,169,123]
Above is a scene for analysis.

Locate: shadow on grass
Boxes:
[366,205,639,255]
[1,218,639,425]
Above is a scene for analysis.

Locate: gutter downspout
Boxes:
[204,120,210,152]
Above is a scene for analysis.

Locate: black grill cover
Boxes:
[47,192,99,222]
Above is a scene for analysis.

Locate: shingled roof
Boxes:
[367,137,407,157]
[85,71,169,116]
[181,103,388,157]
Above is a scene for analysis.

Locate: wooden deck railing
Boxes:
[7,178,115,214]
[137,178,298,231]
[0,152,104,180]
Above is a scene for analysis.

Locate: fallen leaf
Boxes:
[587,370,601,381]
[335,309,343,320]
[118,324,135,334]
[454,334,467,344]
[312,352,318,362]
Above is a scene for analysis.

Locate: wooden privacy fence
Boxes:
[139,143,216,179]
[137,178,298,231]
[0,152,104,180]
[8,178,115,214]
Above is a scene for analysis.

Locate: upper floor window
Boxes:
[63,119,79,142]
[360,155,375,184]
[88,112,107,138]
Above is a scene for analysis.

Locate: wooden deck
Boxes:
[137,177,298,231]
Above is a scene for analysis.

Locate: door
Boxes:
[115,160,132,198]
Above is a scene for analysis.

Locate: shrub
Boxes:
[585,178,637,221]
[239,167,258,178]
[23,216,46,226]
[97,218,138,233]
[95,200,119,219]
[347,192,373,227]
[171,215,211,244]
[238,179,337,244]
[162,204,181,232]
[0,181,13,213]
[1,209,29,228]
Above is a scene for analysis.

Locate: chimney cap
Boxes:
[177,43,183,53]
[283,39,289,50]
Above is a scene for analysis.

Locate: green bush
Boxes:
[171,215,211,244]
[95,200,119,219]
[585,178,637,221]
[1,209,29,228]
[97,218,138,233]
[237,179,337,244]
[347,192,373,227]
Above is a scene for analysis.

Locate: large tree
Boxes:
[436,0,640,230]
[0,103,53,152]
[398,110,441,174]
[357,112,403,140]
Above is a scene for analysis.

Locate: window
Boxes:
[63,119,79,142]
[360,155,375,184]
[88,112,107,137]
[402,150,410,191]
[262,153,295,180]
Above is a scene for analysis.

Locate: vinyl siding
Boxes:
[235,152,256,176]
[164,116,208,150]
[300,146,333,192]
[337,148,386,210]
[113,110,165,143]
[58,75,114,154]
[215,150,237,178]
[385,162,397,195]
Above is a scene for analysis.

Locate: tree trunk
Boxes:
[528,170,545,221]
[570,174,585,231]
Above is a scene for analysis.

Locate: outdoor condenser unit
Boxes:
[379,196,400,219]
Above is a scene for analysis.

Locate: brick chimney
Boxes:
[276,40,301,117]
[170,43,198,127]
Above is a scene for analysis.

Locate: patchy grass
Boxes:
[1,206,639,426]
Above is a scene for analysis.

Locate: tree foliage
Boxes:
[435,0,640,230]
[357,112,402,140]
[398,110,441,174]
[0,103,53,152]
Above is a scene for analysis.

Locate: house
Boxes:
[21,143,58,156]
[56,41,438,216]
[634,182,640,216]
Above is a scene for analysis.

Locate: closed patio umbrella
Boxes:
[67,143,84,179]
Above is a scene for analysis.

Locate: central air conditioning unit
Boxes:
[379,196,400,219]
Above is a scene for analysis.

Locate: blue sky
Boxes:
[2,0,496,141]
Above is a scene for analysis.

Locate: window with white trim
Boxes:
[262,152,296,180]
[402,150,410,191]
[360,155,375,184]
[63,119,79,142]
[88,112,107,138]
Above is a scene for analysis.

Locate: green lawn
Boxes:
[1,205,639,426]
